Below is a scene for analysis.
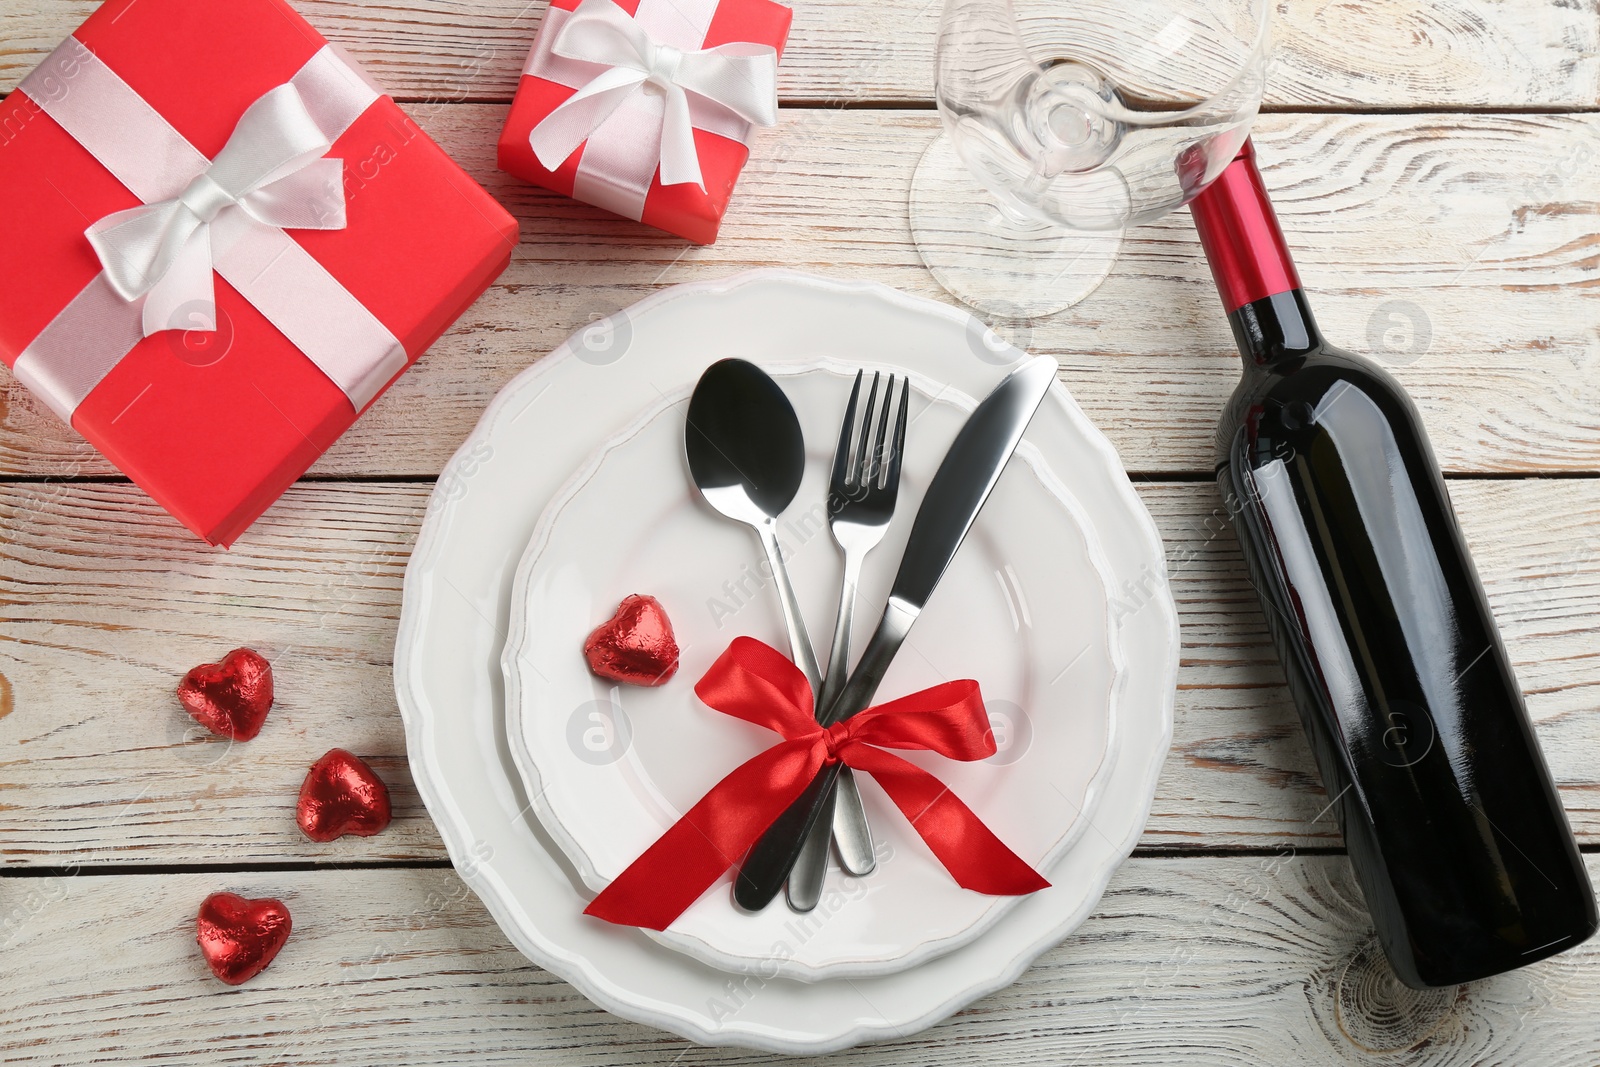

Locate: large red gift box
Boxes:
[0,0,519,546]
[499,0,792,245]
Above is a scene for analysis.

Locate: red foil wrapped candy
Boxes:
[297,749,393,843]
[196,892,292,985]
[177,648,274,741]
[584,595,680,686]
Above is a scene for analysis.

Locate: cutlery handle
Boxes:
[820,600,916,726]
[816,551,875,880]
[785,783,838,911]
[757,522,823,698]
[737,608,913,910]
[736,762,841,912]
[787,764,875,910]
[818,552,862,713]
[831,768,876,876]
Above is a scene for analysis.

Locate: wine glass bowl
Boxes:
[911,0,1270,318]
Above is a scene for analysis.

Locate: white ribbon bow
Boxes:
[86,83,347,338]
[528,0,779,190]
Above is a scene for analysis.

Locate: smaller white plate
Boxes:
[503,361,1125,981]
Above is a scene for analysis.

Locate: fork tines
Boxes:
[835,371,909,503]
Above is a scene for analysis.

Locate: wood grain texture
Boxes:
[4,857,1599,1064]
[4,108,1597,479]
[3,0,1597,1059]
[4,477,1597,866]
[3,0,1598,107]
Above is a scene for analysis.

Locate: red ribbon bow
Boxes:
[585,636,1049,930]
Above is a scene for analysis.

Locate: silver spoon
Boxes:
[685,358,824,702]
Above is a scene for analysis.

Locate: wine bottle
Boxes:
[1190,139,1596,988]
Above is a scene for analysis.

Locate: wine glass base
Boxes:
[910,133,1122,320]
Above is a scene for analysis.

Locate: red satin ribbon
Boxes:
[585,636,1050,930]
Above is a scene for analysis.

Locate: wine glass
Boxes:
[910,0,1270,319]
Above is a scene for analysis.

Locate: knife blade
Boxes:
[732,355,1059,912]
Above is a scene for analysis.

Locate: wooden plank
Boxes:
[4,108,1597,479]
[3,478,1597,865]
[0,483,439,865]
[4,857,1599,1064]
[4,0,1598,108]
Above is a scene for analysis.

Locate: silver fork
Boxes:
[786,371,910,911]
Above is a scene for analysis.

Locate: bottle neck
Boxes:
[1190,139,1324,367]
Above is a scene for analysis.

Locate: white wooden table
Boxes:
[4,1,1599,1062]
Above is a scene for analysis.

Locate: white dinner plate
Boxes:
[394,270,1178,1053]
[502,361,1123,981]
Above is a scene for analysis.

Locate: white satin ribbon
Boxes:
[87,84,347,338]
[12,38,404,421]
[528,0,777,191]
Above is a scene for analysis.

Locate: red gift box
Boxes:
[499,0,792,245]
[0,0,519,547]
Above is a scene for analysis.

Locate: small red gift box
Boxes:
[499,0,792,245]
[0,0,519,546]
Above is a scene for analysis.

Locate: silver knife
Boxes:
[732,355,1059,912]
